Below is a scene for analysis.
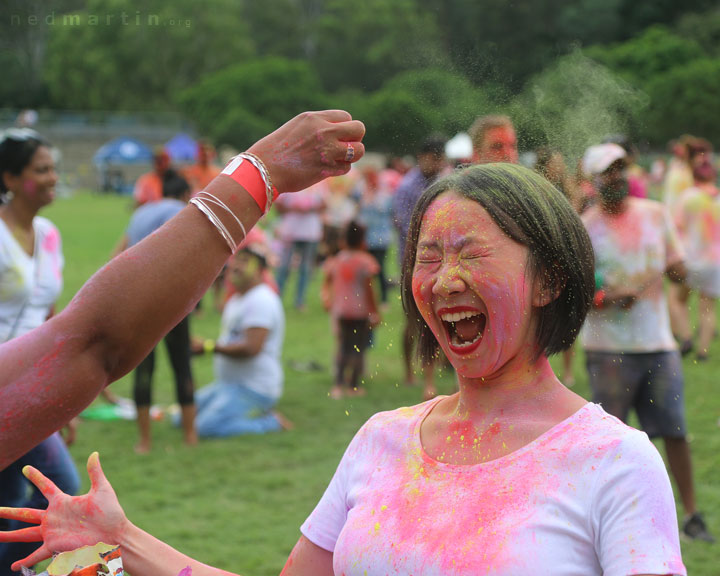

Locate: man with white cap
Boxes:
[580,143,714,542]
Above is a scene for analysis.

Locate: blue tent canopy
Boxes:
[165,133,197,162]
[93,137,153,165]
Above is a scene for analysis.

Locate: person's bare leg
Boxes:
[664,436,696,516]
[135,406,152,454]
[668,283,692,346]
[181,404,198,446]
[99,388,120,404]
[697,294,716,358]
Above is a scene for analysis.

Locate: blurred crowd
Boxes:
[1,111,717,574]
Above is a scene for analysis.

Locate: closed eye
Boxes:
[416,247,442,263]
[461,249,491,260]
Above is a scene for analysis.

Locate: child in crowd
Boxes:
[322,221,380,399]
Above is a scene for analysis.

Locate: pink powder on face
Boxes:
[23,179,37,196]
[412,193,536,380]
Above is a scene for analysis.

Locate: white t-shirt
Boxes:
[301,399,685,576]
[674,186,720,269]
[0,216,63,342]
[581,197,683,352]
[213,283,285,400]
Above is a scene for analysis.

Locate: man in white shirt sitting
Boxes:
[191,246,289,437]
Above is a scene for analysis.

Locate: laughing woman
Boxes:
[0,164,685,575]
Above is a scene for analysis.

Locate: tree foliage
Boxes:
[358,90,434,156]
[586,26,703,84]
[585,21,720,144]
[3,0,720,150]
[178,58,327,149]
[43,0,254,109]
[511,51,646,164]
[312,0,447,92]
[676,8,720,57]
[643,59,720,145]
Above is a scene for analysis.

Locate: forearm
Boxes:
[0,109,365,467]
[121,521,240,576]
[0,178,261,467]
[68,178,260,377]
[215,341,258,358]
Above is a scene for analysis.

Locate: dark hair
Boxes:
[0,129,51,196]
[687,137,712,163]
[162,169,190,199]
[419,134,447,157]
[345,220,366,249]
[401,163,595,363]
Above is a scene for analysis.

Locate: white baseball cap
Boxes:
[582,143,627,175]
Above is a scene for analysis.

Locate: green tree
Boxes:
[643,58,720,145]
[381,68,493,136]
[676,7,720,57]
[178,58,328,149]
[616,0,717,39]
[585,24,720,144]
[511,50,646,164]
[312,0,447,92]
[240,0,305,59]
[0,0,84,107]
[586,25,704,85]
[359,89,435,155]
[44,0,254,110]
[340,67,497,154]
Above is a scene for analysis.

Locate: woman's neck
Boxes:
[0,198,36,231]
[453,355,564,421]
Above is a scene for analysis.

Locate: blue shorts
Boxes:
[585,350,687,439]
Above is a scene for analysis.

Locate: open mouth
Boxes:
[439,309,487,353]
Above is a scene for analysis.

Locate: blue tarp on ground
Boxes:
[93,137,153,165]
[165,133,197,162]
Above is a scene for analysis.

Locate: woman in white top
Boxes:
[0,129,80,575]
[0,161,685,575]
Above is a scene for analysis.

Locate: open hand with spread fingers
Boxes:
[0,453,128,572]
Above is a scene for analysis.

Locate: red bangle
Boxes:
[593,289,606,308]
[221,156,278,212]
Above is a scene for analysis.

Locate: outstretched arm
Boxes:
[0,454,333,576]
[0,110,365,468]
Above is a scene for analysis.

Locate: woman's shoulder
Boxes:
[358,397,441,438]
[567,403,661,464]
[33,216,60,236]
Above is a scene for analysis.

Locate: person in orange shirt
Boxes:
[183,140,221,195]
[133,148,170,207]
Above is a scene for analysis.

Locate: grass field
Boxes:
[41,191,719,575]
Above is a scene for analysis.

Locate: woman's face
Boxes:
[412,191,539,380]
[7,145,57,209]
